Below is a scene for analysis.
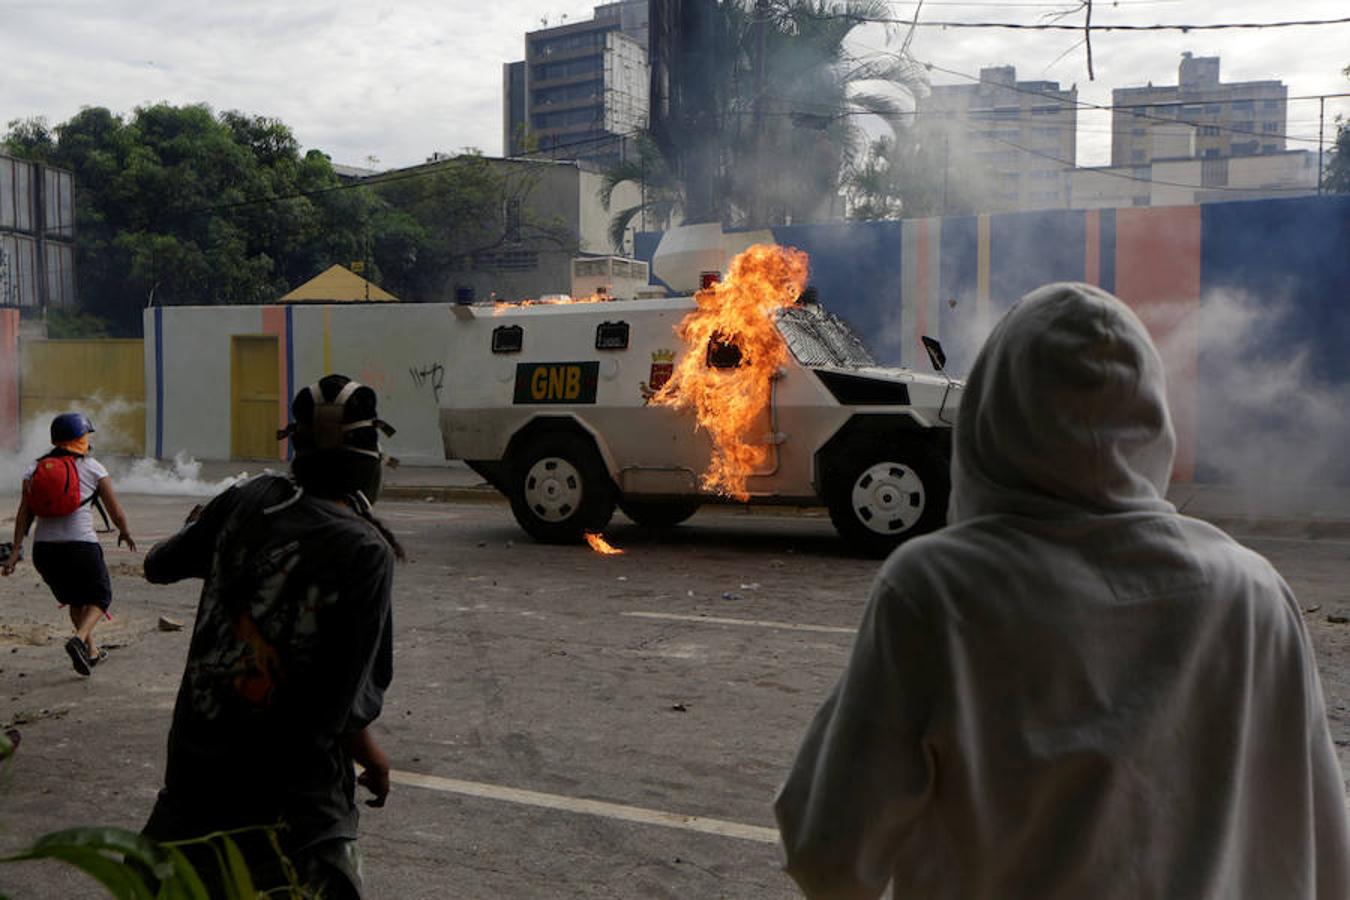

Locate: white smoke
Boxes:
[1164,288,1350,512]
[2,398,246,497]
[106,453,247,498]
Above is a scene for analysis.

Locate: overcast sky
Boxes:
[1,0,1347,170]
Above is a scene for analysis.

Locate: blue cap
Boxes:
[51,412,95,443]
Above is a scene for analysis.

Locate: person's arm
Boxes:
[143,484,243,583]
[94,477,135,552]
[774,572,938,900]
[327,540,396,807]
[2,486,33,576]
[344,726,391,808]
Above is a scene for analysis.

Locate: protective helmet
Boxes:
[278,375,394,459]
[279,375,396,503]
[51,412,95,443]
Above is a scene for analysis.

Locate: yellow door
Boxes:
[231,336,280,460]
[20,339,146,454]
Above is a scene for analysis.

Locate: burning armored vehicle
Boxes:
[439,243,961,556]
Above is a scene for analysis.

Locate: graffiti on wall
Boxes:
[409,363,445,404]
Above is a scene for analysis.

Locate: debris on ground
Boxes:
[1328,615,1349,625]
[669,703,688,712]
[739,582,761,591]
[722,592,743,601]
[158,616,185,632]
[1305,605,1322,614]
[4,707,69,727]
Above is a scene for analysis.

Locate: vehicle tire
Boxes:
[619,499,701,528]
[824,444,950,558]
[508,432,616,543]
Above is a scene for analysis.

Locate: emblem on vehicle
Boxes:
[640,349,676,403]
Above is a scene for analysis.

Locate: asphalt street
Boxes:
[0,493,1347,898]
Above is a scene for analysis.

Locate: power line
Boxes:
[802,11,1350,31]
[922,60,1349,148]
[774,41,1348,148]
[959,118,1319,195]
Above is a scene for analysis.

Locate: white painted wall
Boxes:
[144,304,456,464]
[294,304,451,465]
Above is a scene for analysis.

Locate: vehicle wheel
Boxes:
[824,445,950,557]
[619,499,701,528]
[508,432,616,543]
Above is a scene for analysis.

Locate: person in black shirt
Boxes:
[141,375,402,898]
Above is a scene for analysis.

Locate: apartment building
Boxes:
[0,153,76,308]
[917,66,1078,213]
[503,1,650,170]
[1112,53,1287,166]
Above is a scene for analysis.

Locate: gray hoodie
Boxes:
[775,283,1348,899]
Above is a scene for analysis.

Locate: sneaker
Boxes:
[88,648,109,667]
[65,637,91,677]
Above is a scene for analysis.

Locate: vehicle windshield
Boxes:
[775,305,877,368]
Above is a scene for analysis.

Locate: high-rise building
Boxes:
[1111,53,1287,166]
[0,153,76,309]
[503,1,650,170]
[918,66,1078,213]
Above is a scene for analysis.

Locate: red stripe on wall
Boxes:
[1114,206,1201,484]
[915,220,929,346]
[0,310,18,451]
[1084,210,1100,286]
[260,307,289,461]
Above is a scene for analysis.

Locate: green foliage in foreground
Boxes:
[1,727,306,897]
[0,824,311,899]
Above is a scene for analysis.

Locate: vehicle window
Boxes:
[492,325,524,353]
[595,321,629,350]
[776,306,876,368]
[706,332,743,369]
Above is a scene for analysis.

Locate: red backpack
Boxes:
[27,452,87,518]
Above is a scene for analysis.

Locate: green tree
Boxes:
[609,0,926,239]
[3,104,370,334]
[369,153,577,300]
[1323,65,1350,193]
[599,133,685,252]
[844,132,982,220]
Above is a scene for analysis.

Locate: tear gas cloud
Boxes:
[0,396,246,498]
[1161,288,1350,516]
[875,285,1350,517]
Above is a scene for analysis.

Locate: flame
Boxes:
[493,291,615,314]
[652,244,809,499]
[584,532,625,555]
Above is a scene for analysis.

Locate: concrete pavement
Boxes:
[169,457,1350,536]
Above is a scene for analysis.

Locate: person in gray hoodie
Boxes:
[775,282,1348,899]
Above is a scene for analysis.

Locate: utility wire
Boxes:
[801,11,1350,30]
[919,59,1346,147]
[774,41,1345,148]
[960,118,1320,194]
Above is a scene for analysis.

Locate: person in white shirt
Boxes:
[775,283,1349,900]
[4,412,135,675]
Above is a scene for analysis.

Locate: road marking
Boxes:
[390,770,779,844]
[622,611,856,635]
[1233,534,1350,548]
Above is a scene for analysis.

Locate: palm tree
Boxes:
[604,0,928,242]
[599,133,686,252]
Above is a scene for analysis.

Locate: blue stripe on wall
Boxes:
[1100,208,1117,295]
[1197,195,1350,483]
[989,208,1086,307]
[154,306,164,460]
[770,220,904,364]
[633,231,668,290]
